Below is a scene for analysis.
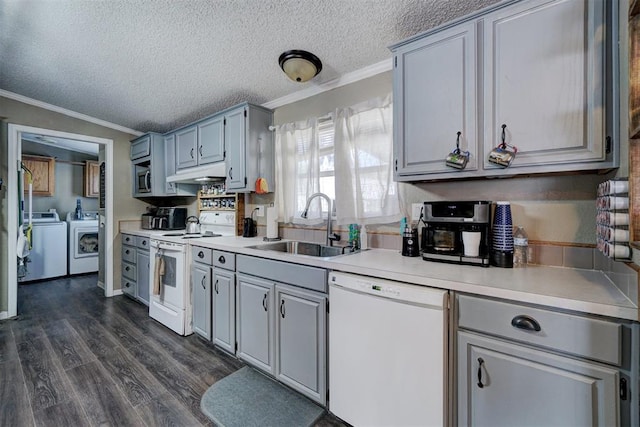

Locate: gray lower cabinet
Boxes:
[121,234,150,305]
[235,254,327,405]
[236,273,275,374]
[121,236,136,299]
[191,246,213,340]
[191,262,212,340]
[212,268,235,353]
[456,293,637,427]
[457,331,618,427]
[275,283,326,405]
[136,250,150,305]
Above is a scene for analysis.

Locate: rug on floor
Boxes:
[200,366,324,427]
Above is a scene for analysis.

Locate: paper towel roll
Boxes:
[266,206,278,239]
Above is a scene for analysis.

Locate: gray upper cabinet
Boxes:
[176,125,199,170]
[275,284,326,405]
[225,104,274,193]
[198,116,225,165]
[131,132,195,197]
[394,21,478,177]
[390,0,618,181]
[176,116,225,171]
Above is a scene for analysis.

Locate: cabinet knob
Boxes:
[142,240,146,246]
[198,251,205,259]
[125,249,129,255]
[125,266,130,271]
[125,282,130,288]
[218,255,225,264]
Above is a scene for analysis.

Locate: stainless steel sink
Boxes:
[248,241,355,258]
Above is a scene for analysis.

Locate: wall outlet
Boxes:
[411,203,423,221]
[256,205,265,217]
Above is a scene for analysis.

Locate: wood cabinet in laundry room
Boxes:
[22,155,55,196]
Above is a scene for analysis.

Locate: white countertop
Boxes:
[120,228,639,321]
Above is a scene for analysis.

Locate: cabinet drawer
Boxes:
[213,250,235,270]
[192,246,213,265]
[136,236,150,250]
[122,244,136,263]
[122,276,136,297]
[122,261,136,281]
[457,294,622,365]
[122,234,135,246]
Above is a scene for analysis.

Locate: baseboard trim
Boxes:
[0,311,8,320]
[112,289,123,296]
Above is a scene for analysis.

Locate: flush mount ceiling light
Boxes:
[278,50,323,83]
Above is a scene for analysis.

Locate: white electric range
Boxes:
[149,210,236,335]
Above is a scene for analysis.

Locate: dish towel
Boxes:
[153,253,165,295]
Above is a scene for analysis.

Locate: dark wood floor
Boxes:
[0,274,344,427]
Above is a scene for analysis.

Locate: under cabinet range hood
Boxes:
[166,163,226,184]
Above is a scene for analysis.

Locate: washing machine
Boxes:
[19,212,68,282]
[66,211,99,275]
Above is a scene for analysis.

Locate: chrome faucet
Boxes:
[301,192,340,246]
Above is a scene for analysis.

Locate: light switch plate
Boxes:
[411,203,423,221]
[256,205,265,217]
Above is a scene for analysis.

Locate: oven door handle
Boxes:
[151,241,184,252]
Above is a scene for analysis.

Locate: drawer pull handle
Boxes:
[262,294,268,311]
[280,299,285,318]
[511,315,541,332]
[198,251,205,259]
[190,147,194,159]
[215,279,219,294]
[218,255,225,264]
[201,276,206,290]
[477,357,485,388]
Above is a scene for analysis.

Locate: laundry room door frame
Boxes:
[6,124,115,318]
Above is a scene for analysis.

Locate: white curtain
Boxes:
[332,95,402,225]
[274,118,325,225]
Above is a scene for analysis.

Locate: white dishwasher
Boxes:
[329,271,448,427]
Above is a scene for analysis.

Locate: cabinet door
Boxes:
[136,250,150,306]
[225,107,247,191]
[191,263,212,340]
[394,21,478,177]
[275,284,326,404]
[213,269,235,353]
[22,155,55,196]
[483,0,607,170]
[176,125,198,170]
[84,160,100,198]
[236,274,274,374]
[457,331,618,427]
[163,134,177,195]
[198,116,225,165]
[130,134,151,160]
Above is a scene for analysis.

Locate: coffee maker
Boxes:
[421,201,491,267]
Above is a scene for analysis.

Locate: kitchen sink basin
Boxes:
[248,241,356,258]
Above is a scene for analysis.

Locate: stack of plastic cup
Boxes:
[491,201,514,268]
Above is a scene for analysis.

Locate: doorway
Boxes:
[6,124,114,319]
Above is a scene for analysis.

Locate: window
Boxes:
[275,95,401,225]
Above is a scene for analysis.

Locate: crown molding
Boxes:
[262,58,392,110]
[0,89,143,136]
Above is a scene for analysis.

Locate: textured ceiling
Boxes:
[1,0,499,133]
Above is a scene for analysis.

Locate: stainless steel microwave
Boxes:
[136,168,151,193]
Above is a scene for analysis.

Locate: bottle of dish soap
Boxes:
[75,198,83,220]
